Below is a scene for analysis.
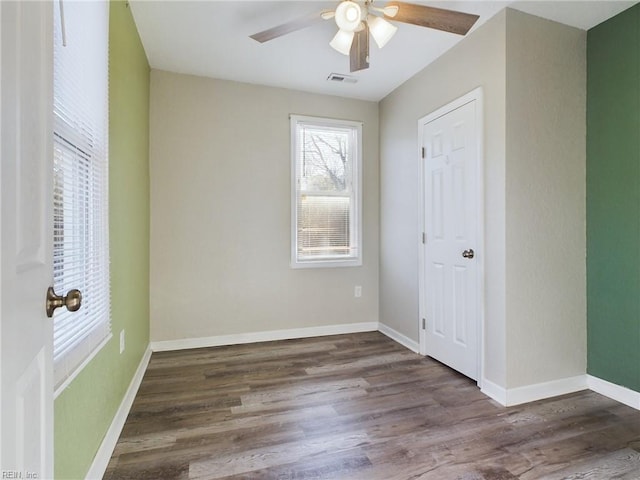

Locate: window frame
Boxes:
[290,115,363,269]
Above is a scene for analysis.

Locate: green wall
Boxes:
[587,3,640,393]
[54,1,150,478]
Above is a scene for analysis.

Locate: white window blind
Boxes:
[52,0,110,391]
[291,116,362,268]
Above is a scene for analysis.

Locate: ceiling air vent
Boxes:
[327,73,358,84]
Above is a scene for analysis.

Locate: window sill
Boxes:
[291,258,362,269]
[54,332,113,399]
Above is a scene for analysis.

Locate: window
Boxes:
[52,0,110,392]
[291,115,362,268]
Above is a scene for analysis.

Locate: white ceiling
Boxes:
[129,0,636,101]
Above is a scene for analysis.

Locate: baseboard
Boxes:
[587,375,640,410]
[481,375,588,407]
[378,322,419,353]
[85,345,152,480]
[481,378,507,406]
[505,375,587,406]
[150,322,379,352]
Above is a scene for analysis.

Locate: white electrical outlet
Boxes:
[355,285,362,298]
[120,329,125,354]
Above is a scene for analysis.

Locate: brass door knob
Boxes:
[462,249,475,259]
[46,286,82,318]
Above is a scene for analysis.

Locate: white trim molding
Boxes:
[480,378,508,406]
[505,375,587,406]
[85,346,152,480]
[378,322,419,353]
[587,375,640,410]
[151,322,379,352]
[481,375,588,407]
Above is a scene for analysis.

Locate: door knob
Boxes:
[46,286,82,318]
[462,249,475,259]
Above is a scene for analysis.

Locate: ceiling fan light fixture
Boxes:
[335,1,362,32]
[330,28,355,55]
[367,15,398,48]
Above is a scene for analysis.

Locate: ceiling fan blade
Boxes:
[250,10,331,43]
[350,23,369,73]
[384,1,479,36]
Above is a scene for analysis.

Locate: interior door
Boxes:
[1,2,54,477]
[421,97,480,381]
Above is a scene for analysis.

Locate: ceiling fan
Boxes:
[250,1,480,73]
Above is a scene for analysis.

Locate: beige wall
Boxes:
[505,9,586,388]
[379,11,508,386]
[150,71,379,341]
[379,9,587,391]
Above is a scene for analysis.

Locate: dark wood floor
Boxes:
[104,332,640,479]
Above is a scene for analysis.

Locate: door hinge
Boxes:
[422,232,426,244]
[421,147,425,158]
[422,318,426,330]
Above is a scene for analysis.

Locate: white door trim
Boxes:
[417,87,485,387]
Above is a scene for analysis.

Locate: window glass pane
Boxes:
[300,127,351,193]
[297,195,351,259]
